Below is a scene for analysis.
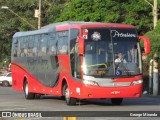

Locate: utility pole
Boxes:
[145,0,158,29]
[153,0,158,29]
[145,0,159,96]
[38,0,41,29]
[153,54,159,96]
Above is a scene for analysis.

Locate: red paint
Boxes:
[139,36,150,55]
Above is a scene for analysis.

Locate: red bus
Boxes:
[11,21,150,105]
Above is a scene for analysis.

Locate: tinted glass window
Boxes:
[12,38,19,57]
[69,29,79,77]
[57,31,68,54]
[48,32,56,55]
[27,36,34,57]
[40,34,48,56]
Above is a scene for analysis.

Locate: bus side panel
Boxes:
[11,63,25,91]
[56,55,72,93]
[11,62,52,94]
[11,55,80,97]
[11,60,65,96]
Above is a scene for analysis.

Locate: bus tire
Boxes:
[111,98,123,105]
[24,81,35,99]
[35,94,42,99]
[63,84,76,105]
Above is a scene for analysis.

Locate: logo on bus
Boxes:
[91,32,101,41]
[111,30,136,38]
[116,70,122,75]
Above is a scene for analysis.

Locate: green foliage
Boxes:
[0,0,51,63]
[47,3,64,23]
[0,0,37,63]
[154,20,160,32]
[145,20,160,59]
[121,0,153,34]
[56,0,121,22]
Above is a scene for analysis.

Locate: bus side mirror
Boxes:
[138,36,150,55]
[77,36,84,55]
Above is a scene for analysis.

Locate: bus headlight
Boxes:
[81,64,87,74]
[83,80,99,86]
[132,80,143,85]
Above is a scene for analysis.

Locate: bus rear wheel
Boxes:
[63,84,76,105]
[111,98,123,105]
[24,81,35,99]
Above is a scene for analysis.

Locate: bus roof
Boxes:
[13,21,135,38]
[13,26,56,38]
[42,21,135,29]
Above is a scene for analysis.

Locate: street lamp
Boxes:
[1,6,8,9]
[1,6,36,29]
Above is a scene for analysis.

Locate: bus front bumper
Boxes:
[71,83,142,99]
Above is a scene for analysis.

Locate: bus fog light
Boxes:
[132,80,143,85]
[83,80,99,86]
[134,93,140,97]
[88,94,92,97]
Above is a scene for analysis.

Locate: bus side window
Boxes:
[36,35,42,56]
[20,37,24,57]
[33,47,37,56]
[21,37,29,57]
[41,34,48,56]
[57,31,68,54]
[34,35,39,56]
[17,38,21,57]
[28,36,34,57]
[24,48,28,56]
[49,32,56,55]
[42,46,46,55]
[13,38,19,57]
[24,36,29,57]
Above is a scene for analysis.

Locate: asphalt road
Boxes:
[0,86,160,120]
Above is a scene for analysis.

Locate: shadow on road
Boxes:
[41,95,160,106]
[1,86,160,106]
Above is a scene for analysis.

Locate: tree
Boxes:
[56,0,121,22]
[145,20,160,59]
[0,0,37,63]
[55,0,160,34]
[121,0,153,34]
[47,0,67,23]
[0,0,52,64]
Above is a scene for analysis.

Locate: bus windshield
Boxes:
[83,28,141,77]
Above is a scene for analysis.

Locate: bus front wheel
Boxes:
[24,81,35,99]
[63,84,76,105]
[111,98,123,105]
